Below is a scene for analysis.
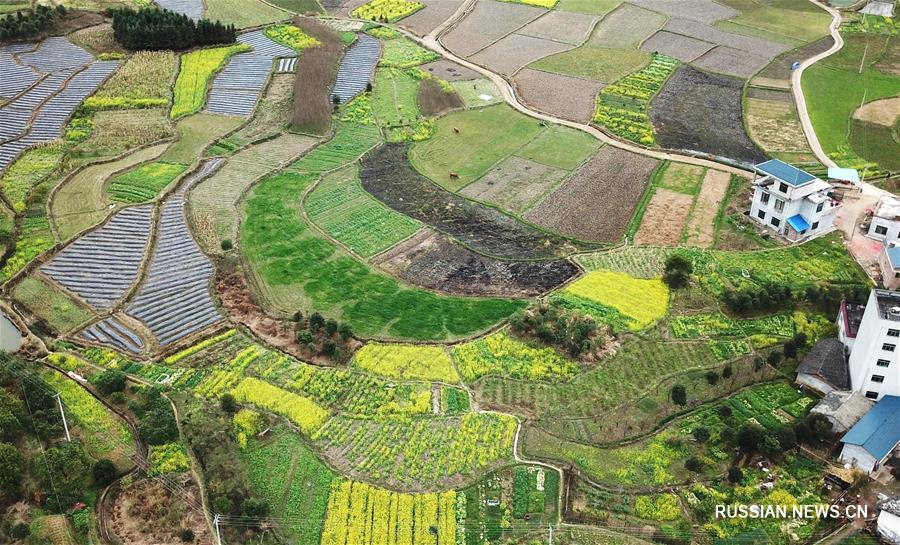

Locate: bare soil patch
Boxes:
[513,68,604,123]
[373,229,577,297]
[650,64,766,164]
[524,146,658,243]
[746,87,792,102]
[628,0,739,24]
[360,143,587,259]
[693,45,770,78]
[518,9,599,45]
[640,30,714,62]
[684,169,730,247]
[853,97,900,126]
[460,155,568,214]
[471,33,571,76]
[109,477,212,545]
[420,59,481,81]
[664,18,790,58]
[634,188,693,245]
[755,36,834,81]
[292,17,346,135]
[442,0,547,57]
[418,77,464,117]
[591,3,666,48]
[399,0,467,36]
[746,96,810,154]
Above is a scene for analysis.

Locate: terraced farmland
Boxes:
[40,205,153,310]
[78,316,145,354]
[126,159,226,346]
[332,34,381,103]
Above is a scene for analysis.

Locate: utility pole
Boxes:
[56,394,70,442]
[548,524,553,545]
[214,514,222,545]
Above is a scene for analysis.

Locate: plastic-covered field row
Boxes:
[79,316,145,354]
[155,0,203,21]
[276,57,297,73]
[41,205,153,310]
[13,36,94,74]
[332,34,380,104]
[204,31,296,117]
[126,160,225,346]
[0,69,75,142]
[0,60,120,174]
[0,51,41,100]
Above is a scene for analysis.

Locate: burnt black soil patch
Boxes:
[374,230,577,297]
[359,143,591,260]
[650,65,767,164]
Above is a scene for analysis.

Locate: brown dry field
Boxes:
[460,155,567,214]
[662,18,790,58]
[693,45,770,78]
[418,78,464,116]
[471,33,571,76]
[524,146,659,243]
[420,59,481,81]
[513,68,604,123]
[853,97,900,126]
[399,0,467,36]
[292,17,345,135]
[628,0,739,24]
[640,30,714,62]
[591,3,666,48]
[746,97,810,154]
[517,9,599,45]
[442,0,546,57]
[110,477,212,545]
[684,169,730,247]
[634,188,693,246]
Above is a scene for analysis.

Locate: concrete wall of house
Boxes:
[848,291,900,399]
[750,184,836,240]
[877,510,900,544]
[867,217,900,243]
[837,310,856,352]
[797,373,836,396]
[839,443,878,473]
[881,251,900,290]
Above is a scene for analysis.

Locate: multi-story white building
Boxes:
[867,196,900,243]
[749,159,840,242]
[846,290,900,400]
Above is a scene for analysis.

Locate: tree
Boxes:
[766,350,783,366]
[722,365,733,379]
[693,427,710,443]
[9,523,30,540]
[684,457,702,472]
[242,497,269,517]
[92,370,126,395]
[0,442,23,499]
[705,371,719,385]
[663,254,693,288]
[753,357,764,371]
[34,441,89,512]
[736,424,764,452]
[783,340,797,359]
[759,433,782,456]
[337,323,353,340]
[774,426,797,451]
[220,393,237,414]
[221,239,233,251]
[292,310,303,322]
[793,332,808,349]
[296,330,314,345]
[718,405,732,419]
[180,529,195,542]
[727,467,743,484]
[671,384,687,406]
[309,312,325,332]
[324,319,338,336]
[92,459,117,487]
[213,495,234,514]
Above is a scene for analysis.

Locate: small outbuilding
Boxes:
[839,395,900,474]
[810,390,874,434]
[867,196,900,243]
[877,496,900,544]
[796,338,849,395]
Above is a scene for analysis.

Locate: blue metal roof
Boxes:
[888,246,900,270]
[842,395,900,460]
[756,159,817,186]
[786,214,811,232]
[827,167,860,183]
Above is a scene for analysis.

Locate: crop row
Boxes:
[170,44,249,119]
[193,345,264,397]
[311,413,516,485]
[79,317,145,355]
[288,121,383,173]
[352,343,458,383]
[352,0,425,23]
[452,332,577,383]
[321,480,456,545]
[593,54,678,145]
[230,377,329,434]
[108,161,188,203]
[147,441,191,476]
[670,313,795,339]
[332,34,381,104]
[163,328,238,365]
[562,269,669,331]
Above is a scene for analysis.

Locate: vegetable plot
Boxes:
[78,317,145,354]
[41,205,153,310]
[230,377,329,434]
[171,44,249,119]
[352,0,425,23]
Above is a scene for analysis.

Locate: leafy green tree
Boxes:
[33,441,89,512]
[92,459,117,487]
[92,370,126,395]
[693,427,710,443]
[220,393,237,414]
[671,384,687,406]
[727,467,743,484]
[0,442,23,499]
[684,457,702,472]
[705,371,719,385]
[663,254,693,288]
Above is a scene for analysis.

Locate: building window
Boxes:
[871,375,885,383]
[779,182,788,193]
[816,202,824,213]
[760,192,770,205]
[875,225,888,235]
[757,210,766,220]
[877,359,891,367]
[774,199,785,212]
[882,343,896,352]
[771,217,781,228]
[896,272,900,279]
[888,329,899,337]
[865,391,879,399]
[811,221,819,230]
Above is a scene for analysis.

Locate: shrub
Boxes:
[793,332,808,349]
[704,371,719,385]
[309,312,325,332]
[684,457,702,472]
[692,427,710,443]
[9,523,29,540]
[783,340,797,359]
[92,459,118,487]
[297,330,314,345]
[736,424,764,452]
[671,384,687,406]
[221,239,233,251]
[220,393,237,413]
[92,370,127,395]
[722,364,733,379]
[767,350,783,365]
[727,467,743,484]
[180,529,195,542]
[663,254,693,288]
[717,405,732,419]
[0,5,62,40]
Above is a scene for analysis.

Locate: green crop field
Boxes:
[514,125,599,170]
[170,44,249,119]
[409,104,545,190]
[242,167,524,340]
[204,0,290,27]
[304,165,421,257]
[11,276,95,333]
[108,161,187,203]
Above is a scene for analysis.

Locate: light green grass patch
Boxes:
[531,46,649,83]
[12,276,95,333]
[303,165,420,257]
[656,162,706,195]
[204,0,290,28]
[409,104,545,191]
[555,0,621,15]
[514,125,599,170]
[450,78,503,108]
[380,36,439,68]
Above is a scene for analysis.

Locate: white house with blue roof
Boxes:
[839,394,900,474]
[749,160,840,242]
